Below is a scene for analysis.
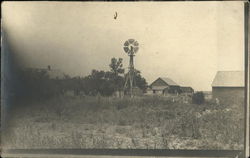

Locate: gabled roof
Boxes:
[160,77,179,86]
[211,71,244,87]
[150,77,179,86]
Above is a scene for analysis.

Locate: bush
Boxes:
[192,92,205,104]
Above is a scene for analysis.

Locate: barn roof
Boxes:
[149,77,179,87]
[211,71,244,87]
[160,77,179,86]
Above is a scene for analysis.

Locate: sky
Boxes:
[2,1,245,91]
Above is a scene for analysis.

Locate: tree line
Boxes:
[13,58,147,101]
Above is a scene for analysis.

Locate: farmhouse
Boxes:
[211,71,244,104]
[149,77,180,95]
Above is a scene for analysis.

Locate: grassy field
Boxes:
[2,95,244,150]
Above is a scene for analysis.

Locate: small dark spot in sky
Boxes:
[114,12,118,20]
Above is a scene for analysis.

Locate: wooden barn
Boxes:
[211,71,244,104]
[149,77,180,95]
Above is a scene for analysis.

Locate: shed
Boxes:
[211,71,244,104]
[149,77,180,95]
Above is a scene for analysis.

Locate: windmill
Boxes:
[123,39,139,96]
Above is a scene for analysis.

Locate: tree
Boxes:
[18,68,63,100]
[85,70,107,95]
[109,58,125,76]
[108,58,125,91]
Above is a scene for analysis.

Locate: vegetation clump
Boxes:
[192,91,205,104]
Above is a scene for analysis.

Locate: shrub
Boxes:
[192,92,205,104]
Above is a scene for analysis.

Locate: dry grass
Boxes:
[2,95,244,150]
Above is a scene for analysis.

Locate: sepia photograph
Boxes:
[1,1,249,157]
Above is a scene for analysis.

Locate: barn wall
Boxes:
[212,87,244,105]
[155,90,163,95]
[152,86,168,90]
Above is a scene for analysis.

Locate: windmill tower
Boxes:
[123,39,139,97]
